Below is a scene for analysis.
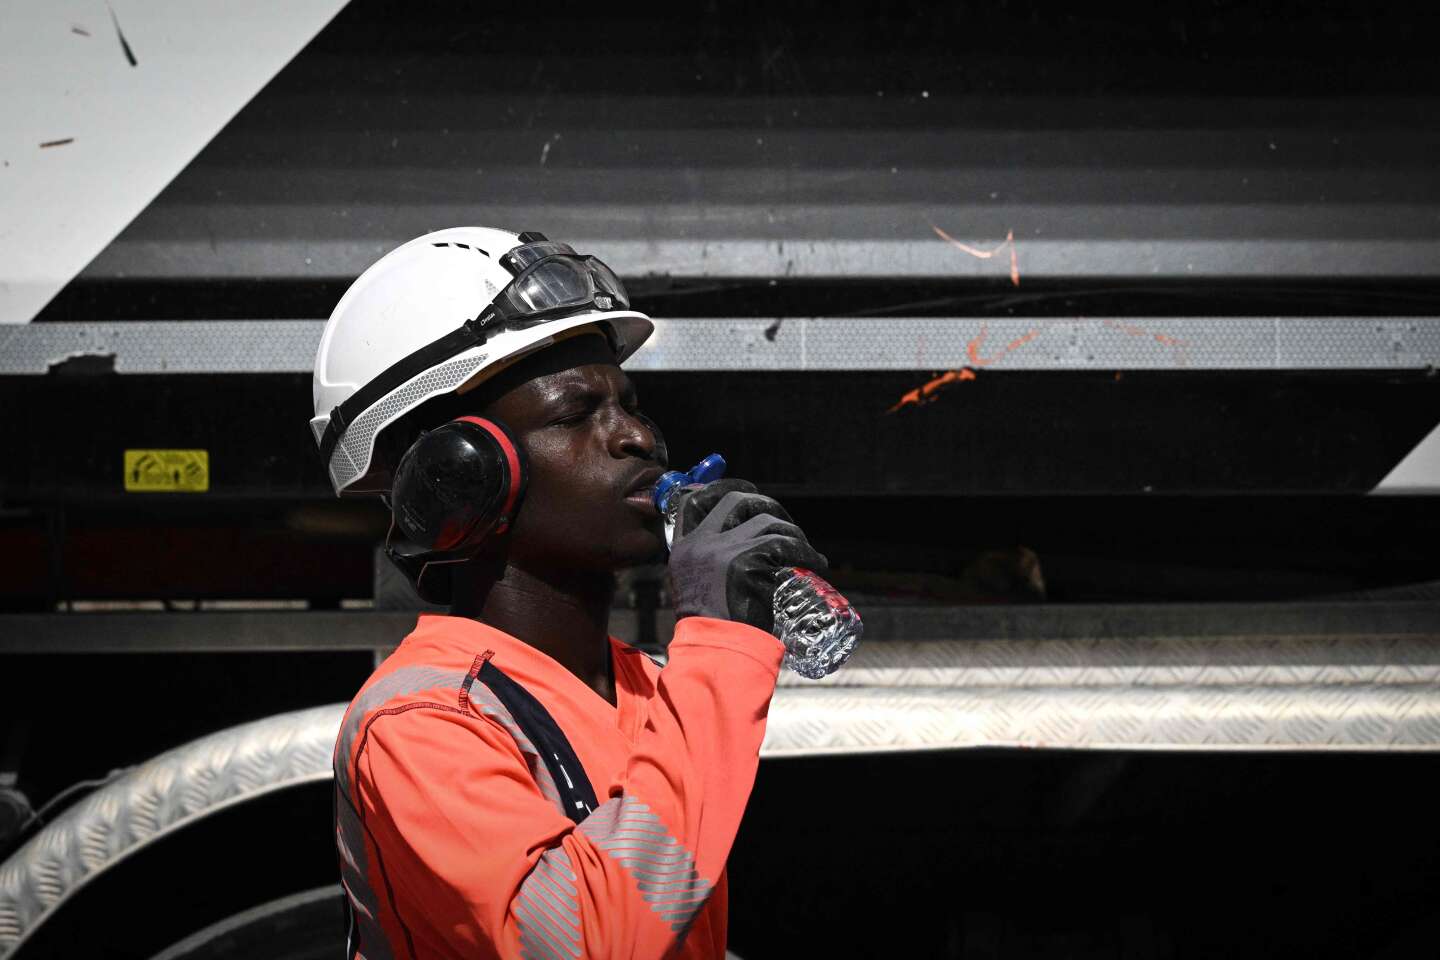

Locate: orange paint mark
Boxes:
[966,329,987,366]
[886,367,977,413]
[1006,330,1039,353]
[966,323,1040,367]
[1102,319,1191,365]
[889,321,1042,413]
[931,224,1021,287]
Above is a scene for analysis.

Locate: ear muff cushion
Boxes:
[390,417,526,554]
[453,416,527,532]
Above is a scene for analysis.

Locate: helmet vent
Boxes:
[431,241,490,257]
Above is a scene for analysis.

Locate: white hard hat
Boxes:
[310,226,652,496]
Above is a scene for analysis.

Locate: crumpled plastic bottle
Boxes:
[653,454,862,678]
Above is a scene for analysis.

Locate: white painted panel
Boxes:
[1374,421,1440,494]
[0,0,352,323]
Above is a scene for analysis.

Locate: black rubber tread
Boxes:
[149,885,345,960]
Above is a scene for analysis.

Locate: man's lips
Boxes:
[624,467,666,498]
[623,467,666,515]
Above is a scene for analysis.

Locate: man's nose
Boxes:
[609,411,660,461]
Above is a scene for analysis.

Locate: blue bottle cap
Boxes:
[651,453,727,513]
[651,472,686,513]
[688,453,727,485]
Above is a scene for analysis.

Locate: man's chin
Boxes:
[613,528,668,568]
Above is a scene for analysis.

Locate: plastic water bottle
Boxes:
[653,454,862,679]
[652,453,729,550]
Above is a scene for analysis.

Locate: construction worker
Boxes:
[312,227,827,959]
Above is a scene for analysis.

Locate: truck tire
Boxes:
[0,705,344,957]
[150,885,345,960]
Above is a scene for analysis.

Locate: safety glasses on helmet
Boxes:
[317,234,632,477]
[476,241,630,331]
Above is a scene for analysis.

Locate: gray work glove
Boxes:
[667,479,829,636]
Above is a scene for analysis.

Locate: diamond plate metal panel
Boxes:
[775,635,1440,690]
[4,628,1439,953]
[760,684,1440,757]
[765,631,1440,755]
[0,704,340,958]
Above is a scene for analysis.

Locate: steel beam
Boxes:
[82,89,1440,283]
[2,601,1434,654]
[6,318,1440,375]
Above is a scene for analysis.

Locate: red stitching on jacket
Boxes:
[459,653,490,710]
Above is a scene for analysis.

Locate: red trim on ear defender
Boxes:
[454,416,522,533]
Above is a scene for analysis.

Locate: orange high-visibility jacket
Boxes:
[333,614,784,960]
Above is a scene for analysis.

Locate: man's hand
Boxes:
[667,479,829,635]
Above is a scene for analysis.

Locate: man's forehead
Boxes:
[461,331,619,408]
[494,362,629,421]
[538,363,629,393]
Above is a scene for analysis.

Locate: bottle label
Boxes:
[787,567,852,616]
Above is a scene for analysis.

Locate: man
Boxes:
[312,226,826,959]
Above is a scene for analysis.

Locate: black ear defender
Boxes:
[384,416,528,602]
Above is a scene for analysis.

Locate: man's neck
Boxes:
[453,563,617,705]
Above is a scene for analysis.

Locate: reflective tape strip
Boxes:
[335,793,395,960]
[6,318,1440,374]
[334,664,465,794]
[469,681,566,812]
[516,848,581,960]
[576,797,713,934]
[333,664,465,960]
[333,663,584,959]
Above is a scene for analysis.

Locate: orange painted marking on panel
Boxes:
[966,327,990,366]
[1102,318,1191,364]
[1005,329,1039,353]
[966,323,1041,367]
[886,367,977,413]
[889,318,1042,413]
[931,224,1021,287]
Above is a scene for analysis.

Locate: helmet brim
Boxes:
[316,308,654,496]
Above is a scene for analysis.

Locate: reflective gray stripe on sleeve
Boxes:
[336,790,396,960]
[576,797,714,933]
[333,664,466,960]
[516,848,582,960]
[334,665,465,794]
[468,681,566,813]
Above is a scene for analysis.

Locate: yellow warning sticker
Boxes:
[124,450,209,493]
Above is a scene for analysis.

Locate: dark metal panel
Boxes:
[0,610,633,652]
[79,99,1440,283]
[32,1,1440,295]
[1,600,1435,654]
[3,369,1438,499]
